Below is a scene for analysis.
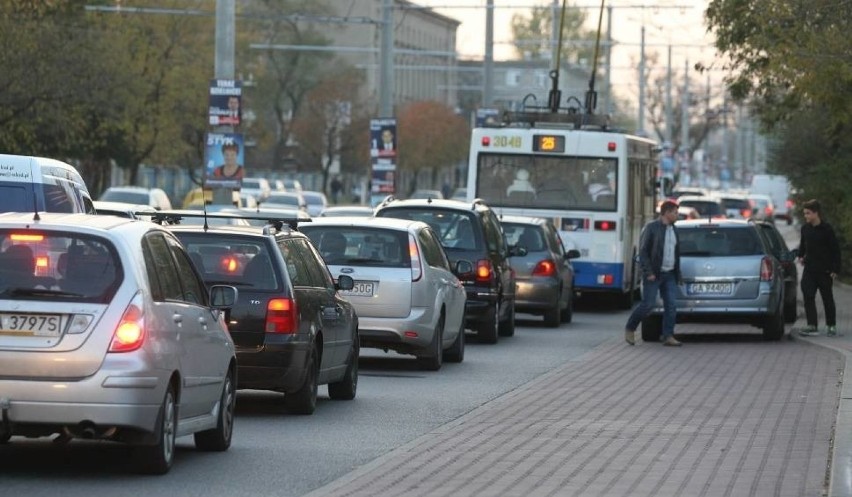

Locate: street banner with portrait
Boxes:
[370,118,397,206]
[474,108,500,127]
[209,79,242,126]
[205,133,245,189]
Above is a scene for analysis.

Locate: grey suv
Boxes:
[642,219,786,341]
[375,198,518,344]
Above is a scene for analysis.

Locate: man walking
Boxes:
[625,200,682,346]
[797,199,841,336]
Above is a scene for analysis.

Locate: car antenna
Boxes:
[28,157,40,221]
[201,173,209,231]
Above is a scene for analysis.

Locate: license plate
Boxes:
[341,281,376,297]
[0,313,64,337]
[687,282,733,295]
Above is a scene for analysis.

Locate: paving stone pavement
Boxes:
[305,234,852,497]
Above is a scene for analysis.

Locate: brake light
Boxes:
[476,259,492,283]
[109,295,145,353]
[409,234,422,282]
[266,298,297,334]
[594,220,616,231]
[221,256,238,273]
[740,209,751,218]
[532,259,556,277]
[607,142,616,152]
[10,233,43,242]
[764,206,773,216]
[760,256,773,281]
[482,136,490,146]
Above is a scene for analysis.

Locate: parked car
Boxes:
[754,220,799,323]
[93,200,157,221]
[320,205,375,217]
[0,154,95,213]
[301,217,470,370]
[642,219,786,342]
[99,186,172,211]
[677,195,727,220]
[375,197,518,344]
[451,187,468,201]
[0,212,238,474]
[500,215,580,327]
[166,220,359,414]
[240,177,271,203]
[281,178,303,192]
[301,190,329,217]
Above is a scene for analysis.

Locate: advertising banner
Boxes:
[209,79,242,126]
[370,118,397,206]
[474,108,501,127]
[204,133,244,188]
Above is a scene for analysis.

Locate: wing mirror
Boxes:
[336,274,355,291]
[210,285,238,309]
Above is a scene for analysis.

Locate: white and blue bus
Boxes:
[466,113,661,306]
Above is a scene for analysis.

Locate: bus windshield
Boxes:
[475,153,617,211]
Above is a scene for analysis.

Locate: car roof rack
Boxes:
[149,211,308,231]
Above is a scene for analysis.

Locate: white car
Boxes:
[99,186,172,210]
[300,217,471,370]
[0,212,238,474]
[240,177,271,203]
[300,190,328,217]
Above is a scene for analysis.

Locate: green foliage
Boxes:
[510,4,599,66]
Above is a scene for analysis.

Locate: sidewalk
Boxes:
[792,279,852,497]
[305,285,849,497]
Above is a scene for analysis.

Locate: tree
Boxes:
[397,101,469,193]
[290,66,369,195]
[510,4,600,65]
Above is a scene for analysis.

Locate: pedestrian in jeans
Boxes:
[625,200,682,346]
[797,199,841,336]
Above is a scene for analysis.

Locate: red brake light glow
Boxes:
[476,259,492,282]
[11,234,43,242]
[532,259,556,277]
[109,298,145,353]
[607,142,616,152]
[481,136,491,146]
[221,257,238,273]
[594,220,616,231]
[35,256,48,268]
[266,298,297,334]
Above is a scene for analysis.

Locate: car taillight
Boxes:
[760,256,773,281]
[109,295,145,353]
[594,220,616,231]
[786,199,793,209]
[476,259,493,283]
[266,298,297,334]
[740,209,751,218]
[532,259,557,277]
[409,234,422,282]
[765,206,773,216]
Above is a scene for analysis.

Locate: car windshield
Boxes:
[173,234,279,290]
[0,231,122,302]
[302,226,410,267]
[100,190,148,205]
[378,207,481,251]
[678,227,763,257]
[265,193,300,207]
[680,200,723,217]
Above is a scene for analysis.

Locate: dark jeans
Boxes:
[625,271,678,338]
[801,270,836,327]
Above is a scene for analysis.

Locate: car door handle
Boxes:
[173,314,183,324]
[198,316,208,328]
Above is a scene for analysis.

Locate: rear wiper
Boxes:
[4,288,83,298]
[682,251,712,256]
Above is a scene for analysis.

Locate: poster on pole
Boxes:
[209,79,242,126]
[370,118,397,206]
[204,133,244,189]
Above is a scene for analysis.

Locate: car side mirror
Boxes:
[336,274,355,291]
[564,249,581,260]
[454,260,474,276]
[210,285,238,309]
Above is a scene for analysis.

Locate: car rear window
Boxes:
[376,207,482,251]
[301,226,410,267]
[0,231,121,302]
[679,200,724,217]
[100,190,148,205]
[174,234,279,290]
[678,227,764,257]
[502,223,546,252]
[720,198,751,211]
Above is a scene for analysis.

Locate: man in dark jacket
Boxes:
[624,200,682,346]
[797,199,841,336]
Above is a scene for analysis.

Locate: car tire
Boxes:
[498,300,515,337]
[763,305,785,341]
[444,319,465,363]
[328,337,359,400]
[194,369,235,452]
[477,302,499,344]
[418,313,444,371]
[544,303,560,328]
[285,347,318,415]
[641,316,662,342]
[561,290,574,323]
[135,384,177,475]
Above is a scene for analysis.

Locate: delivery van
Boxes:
[750,174,792,225]
[0,154,94,214]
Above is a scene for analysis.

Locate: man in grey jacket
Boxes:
[624,200,682,346]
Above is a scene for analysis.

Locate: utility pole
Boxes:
[637,25,645,134]
[681,58,690,182]
[379,0,394,117]
[665,45,673,144]
[483,0,494,106]
[214,0,235,79]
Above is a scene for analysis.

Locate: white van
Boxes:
[0,154,94,213]
[750,174,792,224]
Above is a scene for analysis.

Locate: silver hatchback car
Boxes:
[0,213,237,474]
[301,217,470,370]
[642,219,785,341]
